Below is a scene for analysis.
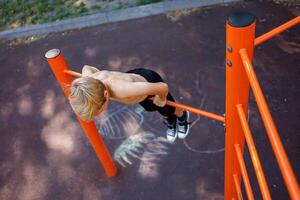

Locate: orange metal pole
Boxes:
[235,144,255,200]
[45,49,117,177]
[239,49,300,199]
[224,12,256,200]
[236,104,271,200]
[255,16,300,46]
[65,69,225,123]
[233,174,243,200]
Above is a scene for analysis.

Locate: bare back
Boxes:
[89,70,148,104]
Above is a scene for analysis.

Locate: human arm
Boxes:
[82,65,100,76]
[113,81,169,106]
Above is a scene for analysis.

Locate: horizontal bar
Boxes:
[239,49,300,200]
[255,16,300,46]
[64,69,81,77]
[235,144,255,200]
[233,174,243,200]
[64,69,225,123]
[164,100,225,122]
[236,104,271,200]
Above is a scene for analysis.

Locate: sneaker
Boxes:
[164,119,177,142]
[177,111,191,139]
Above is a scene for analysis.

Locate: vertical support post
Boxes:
[45,49,118,177]
[224,13,256,199]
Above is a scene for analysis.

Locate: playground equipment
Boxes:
[45,12,300,200]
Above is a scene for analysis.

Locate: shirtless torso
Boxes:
[89,70,148,104]
[82,65,168,105]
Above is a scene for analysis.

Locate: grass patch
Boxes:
[0,0,169,31]
[166,8,200,22]
[0,0,168,31]
[0,0,88,31]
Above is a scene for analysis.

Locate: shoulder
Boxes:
[89,70,108,80]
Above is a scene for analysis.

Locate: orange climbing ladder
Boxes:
[224,13,300,200]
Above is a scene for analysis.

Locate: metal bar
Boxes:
[65,69,225,123]
[236,104,272,200]
[45,49,118,177]
[233,174,243,200]
[224,12,256,200]
[235,144,255,200]
[164,100,225,122]
[64,69,81,77]
[239,49,300,199]
[255,16,300,46]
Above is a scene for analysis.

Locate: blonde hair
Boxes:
[69,77,107,121]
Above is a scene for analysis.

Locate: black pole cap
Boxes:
[227,12,256,27]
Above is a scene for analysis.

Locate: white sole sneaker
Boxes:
[177,111,190,139]
[165,117,177,142]
[167,131,178,143]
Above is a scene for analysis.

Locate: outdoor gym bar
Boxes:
[236,104,271,200]
[239,48,300,200]
[255,16,300,46]
[224,13,299,200]
[233,174,243,200]
[235,143,254,200]
[45,12,300,200]
[64,69,226,123]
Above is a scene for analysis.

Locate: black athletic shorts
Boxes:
[126,68,176,118]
